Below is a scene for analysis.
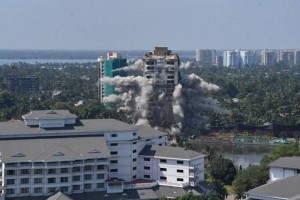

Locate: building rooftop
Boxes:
[22,110,78,120]
[47,191,73,200]
[139,145,204,160]
[247,173,300,200]
[0,136,110,163]
[0,119,166,140]
[268,157,300,170]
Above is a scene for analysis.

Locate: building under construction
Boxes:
[4,75,39,95]
[143,47,180,126]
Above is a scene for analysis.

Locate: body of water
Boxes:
[0,59,98,65]
[192,142,276,168]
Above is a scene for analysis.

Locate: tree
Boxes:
[232,165,268,199]
[208,155,237,185]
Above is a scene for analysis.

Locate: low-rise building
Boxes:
[268,157,300,181]
[0,110,205,199]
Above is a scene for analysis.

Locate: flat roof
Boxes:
[0,136,110,163]
[247,174,300,200]
[139,145,204,160]
[268,157,300,170]
[22,110,78,120]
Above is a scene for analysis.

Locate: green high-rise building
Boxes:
[98,52,127,101]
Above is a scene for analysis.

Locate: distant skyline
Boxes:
[1,0,300,50]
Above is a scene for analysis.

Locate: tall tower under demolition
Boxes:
[143,47,180,126]
[98,52,127,102]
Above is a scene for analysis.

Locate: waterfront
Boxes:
[192,142,276,168]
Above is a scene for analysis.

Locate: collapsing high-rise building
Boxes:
[98,52,127,102]
[143,47,180,126]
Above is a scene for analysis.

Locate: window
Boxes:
[21,169,30,175]
[6,170,15,176]
[146,139,150,141]
[84,184,92,189]
[144,175,150,179]
[110,143,118,146]
[97,183,105,188]
[34,187,43,193]
[72,166,81,172]
[160,159,167,163]
[132,158,136,162]
[133,167,136,170]
[177,160,184,164]
[97,174,105,179]
[160,176,167,180]
[60,186,68,192]
[60,168,68,173]
[72,175,81,182]
[160,168,167,172]
[47,187,56,193]
[133,142,137,145]
[110,169,118,172]
[72,185,80,191]
[159,143,163,146]
[111,151,118,155]
[84,174,92,180]
[84,165,93,171]
[48,178,56,184]
[34,178,43,184]
[133,175,136,179]
[6,189,15,194]
[97,165,105,170]
[48,169,56,174]
[60,177,68,183]
[133,132,137,136]
[133,149,137,153]
[177,178,184,182]
[21,178,29,184]
[110,160,118,164]
[144,158,150,161]
[6,179,15,185]
[159,136,163,139]
[111,134,118,137]
[144,166,150,170]
[20,188,29,194]
[34,169,43,174]
[177,169,184,173]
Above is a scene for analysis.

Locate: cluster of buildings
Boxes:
[195,49,300,67]
[0,110,206,200]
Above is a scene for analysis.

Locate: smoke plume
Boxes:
[113,59,144,72]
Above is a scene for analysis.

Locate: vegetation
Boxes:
[207,155,237,185]
[183,64,300,126]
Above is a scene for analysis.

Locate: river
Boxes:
[192,142,276,168]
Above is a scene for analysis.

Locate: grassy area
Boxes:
[225,185,234,194]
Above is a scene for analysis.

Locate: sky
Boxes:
[0,0,300,50]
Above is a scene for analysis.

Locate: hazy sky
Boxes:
[1,0,300,50]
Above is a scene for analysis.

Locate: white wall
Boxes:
[269,167,296,181]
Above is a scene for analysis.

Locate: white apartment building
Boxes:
[0,110,205,199]
[240,50,256,67]
[223,50,240,67]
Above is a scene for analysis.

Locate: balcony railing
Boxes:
[124,181,158,190]
[158,181,189,188]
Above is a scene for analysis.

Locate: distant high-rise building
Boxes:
[294,50,300,65]
[98,52,127,102]
[278,50,294,66]
[143,47,179,126]
[240,50,256,67]
[216,55,223,66]
[261,50,276,66]
[195,49,200,62]
[195,49,216,65]
[223,50,240,67]
[4,75,39,95]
